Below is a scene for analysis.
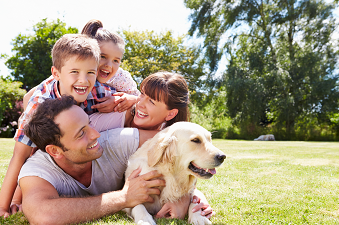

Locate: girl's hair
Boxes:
[140,71,190,128]
[81,19,125,53]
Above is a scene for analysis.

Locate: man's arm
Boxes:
[20,168,165,224]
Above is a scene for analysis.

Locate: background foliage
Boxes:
[185,0,339,140]
[0,77,26,138]
[3,19,78,90]
[1,0,339,141]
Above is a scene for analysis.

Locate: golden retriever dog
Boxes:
[123,122,226,225]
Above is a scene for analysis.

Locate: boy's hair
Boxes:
[81,19,125,54]
[24,95,77,152]
[52,34,101,71]
[140,71,190,128]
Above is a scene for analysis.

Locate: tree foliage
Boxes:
[119,29,208,104]
[4,19,78,90]
[0,77,26,137]
[185,0,339,137]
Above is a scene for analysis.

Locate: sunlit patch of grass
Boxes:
[1,138,339,224]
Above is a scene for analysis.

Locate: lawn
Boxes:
[1,138,339,224]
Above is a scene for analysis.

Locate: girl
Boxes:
[82,19,140,113]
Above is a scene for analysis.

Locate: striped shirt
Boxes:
[14,76,116,147]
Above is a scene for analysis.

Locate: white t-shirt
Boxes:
[18,128,139,197]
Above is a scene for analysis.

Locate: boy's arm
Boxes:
[0,142,32,218]
[23,86,38,110]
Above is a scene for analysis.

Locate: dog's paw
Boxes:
[135,214,156,225]
[136,220,156,225]
[188,211,212,225]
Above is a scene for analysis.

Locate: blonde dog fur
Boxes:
[123,122,226,225]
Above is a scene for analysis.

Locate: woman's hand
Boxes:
[191,195,215,219]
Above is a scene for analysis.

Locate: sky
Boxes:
[0,0,193,76]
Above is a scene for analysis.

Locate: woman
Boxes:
[90,71,214,220]
[89,71,190,132]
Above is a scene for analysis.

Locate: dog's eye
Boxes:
[191,138,201,144]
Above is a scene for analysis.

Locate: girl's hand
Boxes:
[91,96,122,113]
[113,93,138,113]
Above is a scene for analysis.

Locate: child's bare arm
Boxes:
[0,142,33,218]
[23,86,37,110]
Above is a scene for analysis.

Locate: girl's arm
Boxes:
[0,142,32,218]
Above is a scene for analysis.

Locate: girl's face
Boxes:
[133,91,178,130]
[97,41,123,84]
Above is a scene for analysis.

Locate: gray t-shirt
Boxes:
[18,128,139,197]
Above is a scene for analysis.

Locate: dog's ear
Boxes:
[147,132,177,167]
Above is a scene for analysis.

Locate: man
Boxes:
[19,95,165,224]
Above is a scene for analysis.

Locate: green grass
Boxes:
[1,138,339,224]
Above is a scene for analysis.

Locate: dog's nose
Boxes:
[215,154,226,163]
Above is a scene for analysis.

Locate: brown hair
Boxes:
[24,95,77,152]
[81,19,125,53]
[140,71,190,127]
[52,34,101,71]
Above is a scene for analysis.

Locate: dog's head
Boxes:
[147,122,226,179]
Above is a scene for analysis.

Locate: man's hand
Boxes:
[155,194,191,219]
[191,195,215,219]
[122,168,166,208]
[113,92,138,113]
[91,96,123,113]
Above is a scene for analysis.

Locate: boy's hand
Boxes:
[91,96,123,113]
[113,92,138,113]
[0,207,10,218]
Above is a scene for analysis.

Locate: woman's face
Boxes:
[133,91,177,130]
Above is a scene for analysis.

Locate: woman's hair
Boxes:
[81,19,125,53]
[140,71,190,128]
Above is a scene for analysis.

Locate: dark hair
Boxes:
[24,95,77,152]
[52,34,101,71]
[140,71,190,127]
[81,19,125,53]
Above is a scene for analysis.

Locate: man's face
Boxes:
[54,105,103,164]
[53,56,98,104]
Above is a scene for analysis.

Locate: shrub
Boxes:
[0,78,26,138]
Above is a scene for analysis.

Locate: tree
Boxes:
[119,30,208,104]
[4,19,78,90]
[185,0,339,137]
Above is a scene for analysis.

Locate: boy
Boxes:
[0,34,119,218]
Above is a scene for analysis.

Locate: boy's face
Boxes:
[97,41,123,84]
[52,56,98,104]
